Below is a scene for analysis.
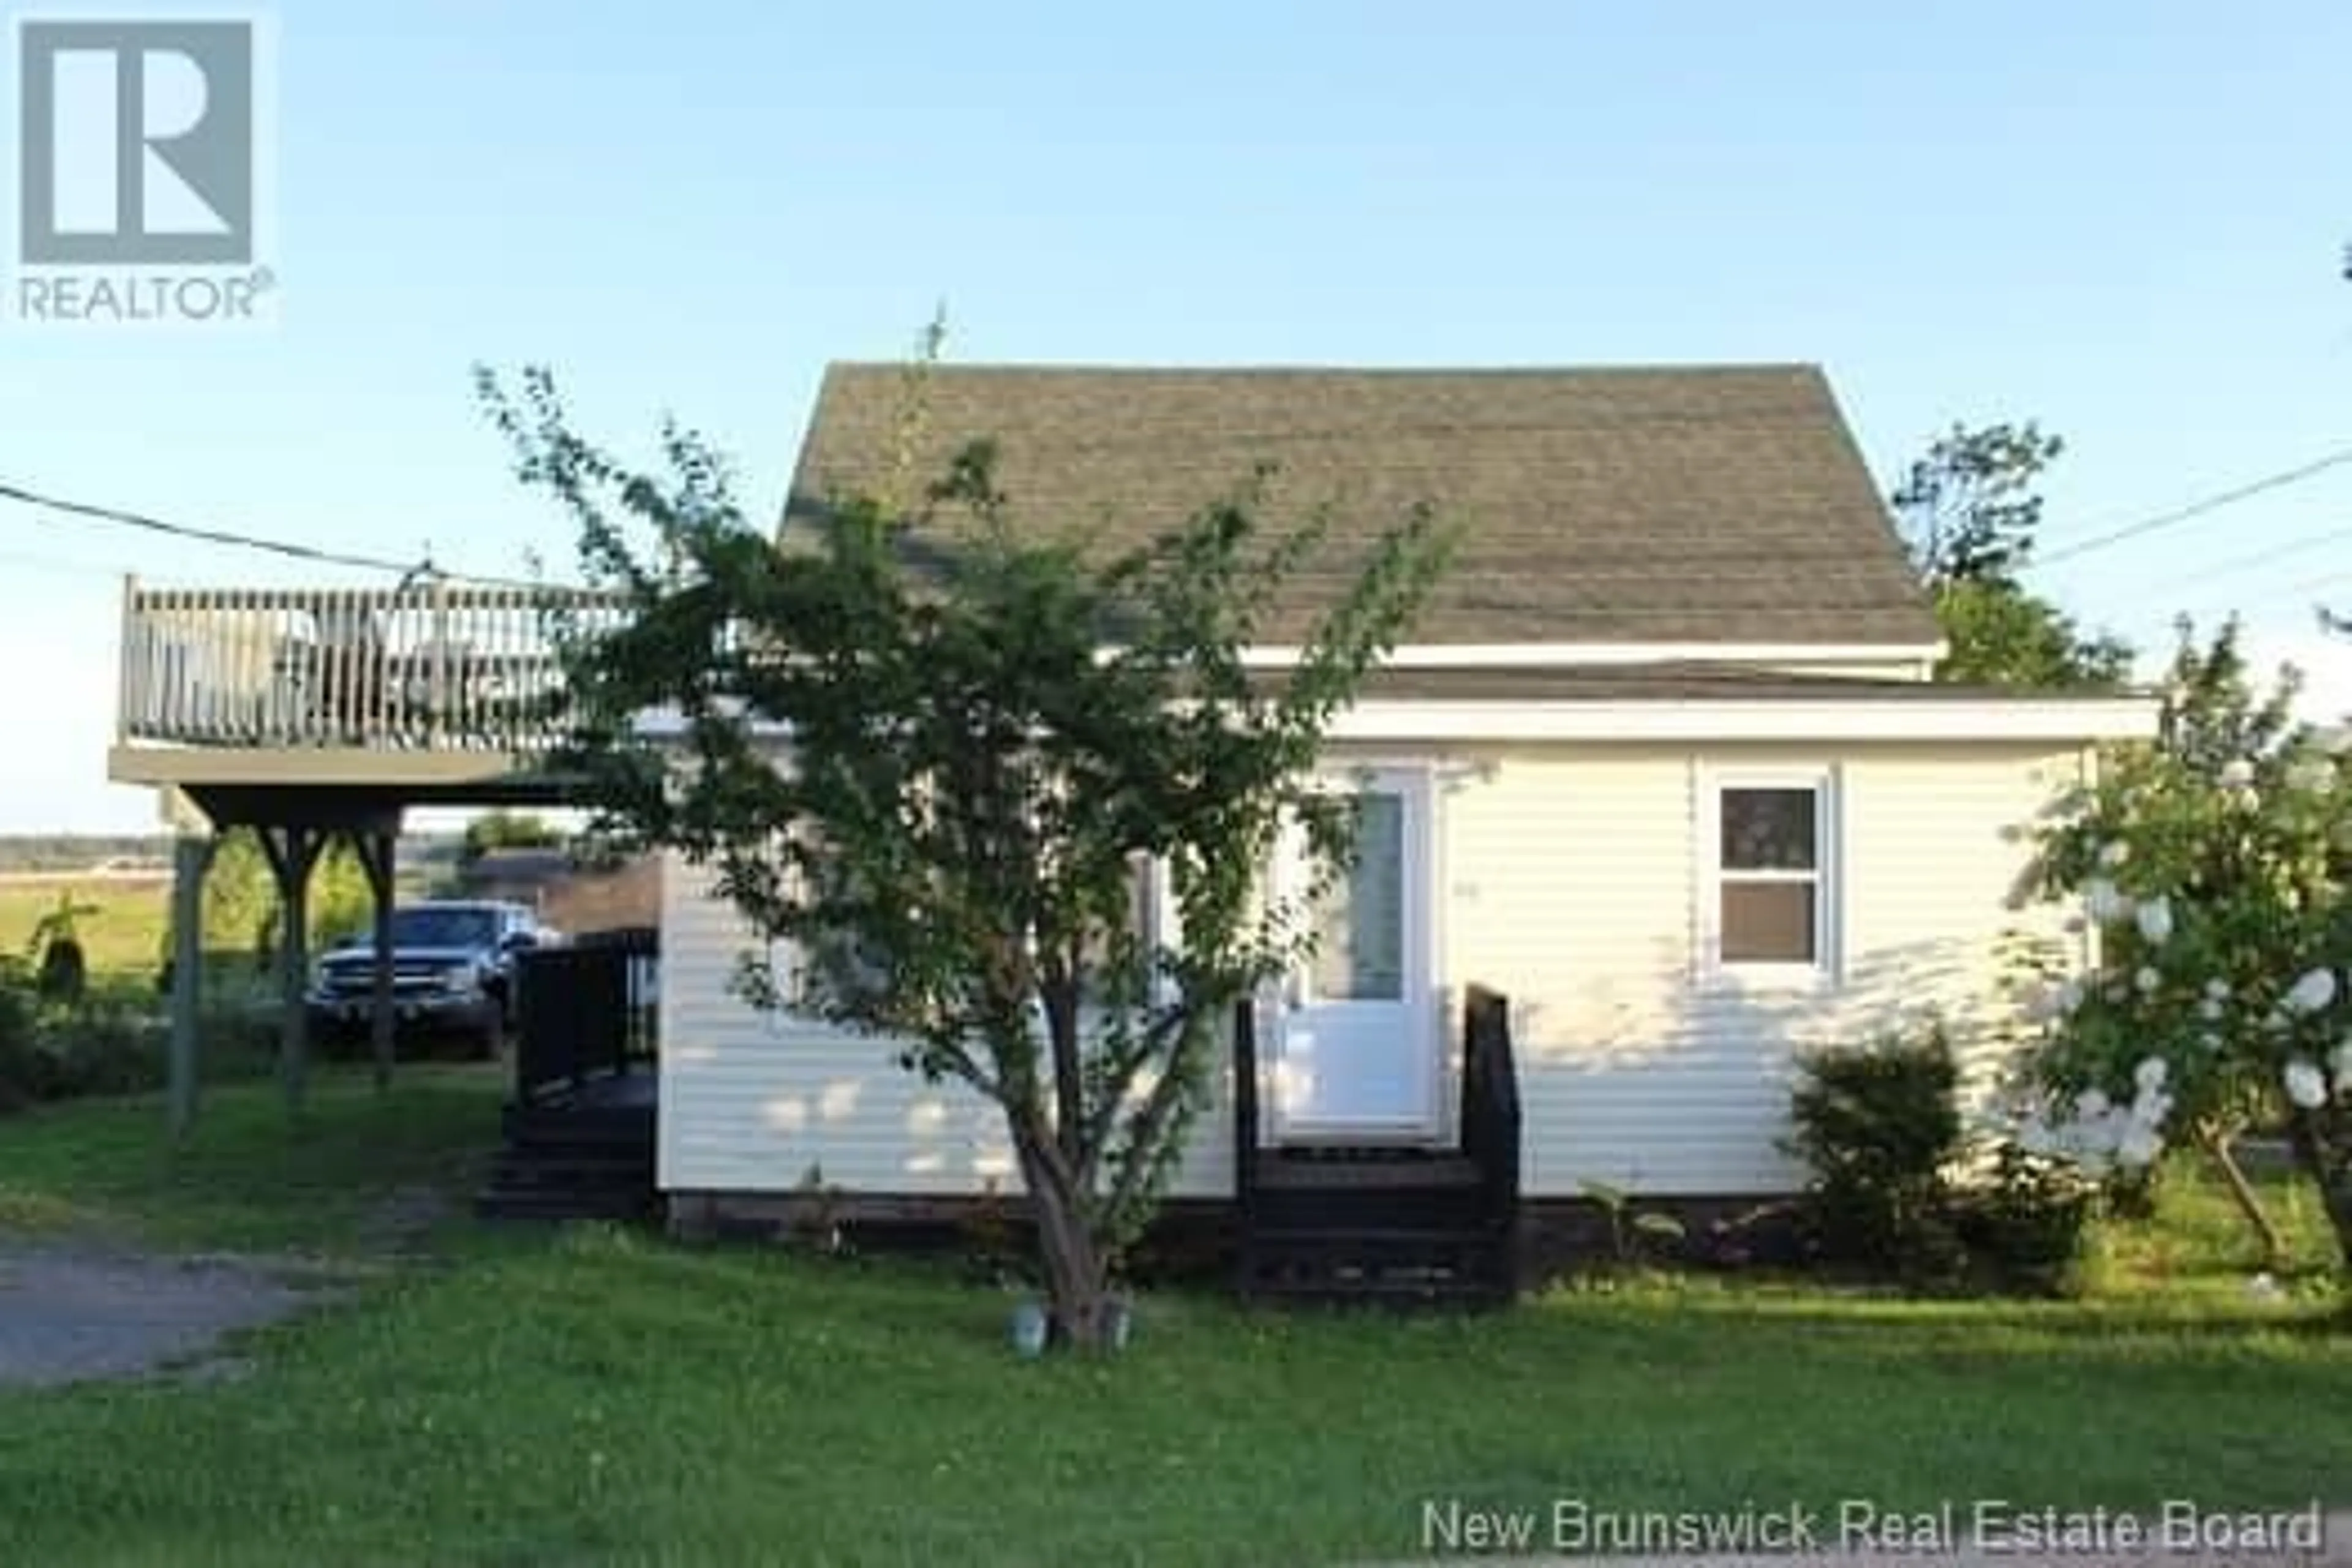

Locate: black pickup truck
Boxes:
[306,899,559,1056]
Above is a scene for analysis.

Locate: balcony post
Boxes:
[429,576,451,747]
[116,574,140,742]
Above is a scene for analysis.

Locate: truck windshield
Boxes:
[388,908,501,949]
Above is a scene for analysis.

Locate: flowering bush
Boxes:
[2017,619,2352,1272]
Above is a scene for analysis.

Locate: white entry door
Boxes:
[1270,767,1441,1139]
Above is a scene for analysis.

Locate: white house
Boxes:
[649,363,2156,1279]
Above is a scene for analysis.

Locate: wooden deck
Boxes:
[477,934,661,1224]
[108,578,628,793]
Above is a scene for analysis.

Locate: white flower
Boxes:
[2098,840,2131,868]
[2076,1088,2111,1121]
[2285,967,2339,1016]
[2133,895,2174,946]
[2116,1121,2163,1170]
[2249,1272,2283,1302]
[2219,757,2256,790]
[2134,1057,2169,1095]
[2084,878,2132,924]
[2016,1117,2057,1157]
[2197,996,2225,1023]
[2198,1030,2224,1052]
[2055,977,2084,1016]
[2133,965,2161,994]
[2283,1058,2329,1110]
[2203,978,2231,1002]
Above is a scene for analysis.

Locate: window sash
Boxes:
[1717,785,1821,874]
[1717,877,1821,965]
[1706,774,1833,976]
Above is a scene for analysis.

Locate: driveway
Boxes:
[0,1237,358,1387]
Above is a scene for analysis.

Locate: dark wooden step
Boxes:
[1246,1185,1493,1235]
[502,1107,656,1148]
[1254,1152,1480,1191]
[484,1163,653,1194]
[1246,1224,1503,1247]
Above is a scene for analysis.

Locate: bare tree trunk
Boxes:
[2321,1179,2352,1277]
[2284,1118,2352,1275]
[1016,1131,1112,1352]
[2198,1126,2289,1270]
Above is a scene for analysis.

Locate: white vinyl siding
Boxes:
[656,848,1232,1198]
[657,738,2092,1200]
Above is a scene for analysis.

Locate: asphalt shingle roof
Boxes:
[782,362,1941,648]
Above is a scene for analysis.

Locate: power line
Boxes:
[0,478,425,573]
[2034,443,2352,568]
[2230,565,2352,615]
[2133,519,2352,608]
[0,478,552,590]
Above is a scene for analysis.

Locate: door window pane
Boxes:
[1313,792,1405,1001]
[1721,787,1817,872]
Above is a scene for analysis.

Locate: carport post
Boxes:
[256,825,325,1117]
[358,827,400,1091]
[167,832,216,1142]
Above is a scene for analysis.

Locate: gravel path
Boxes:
[0,1237,356,1387]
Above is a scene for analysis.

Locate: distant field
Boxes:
[0,875,170,976]
[0,867,452,981]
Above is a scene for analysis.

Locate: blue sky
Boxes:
[3,0,2349,831]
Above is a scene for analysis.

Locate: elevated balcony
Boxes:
[108,578,627,801]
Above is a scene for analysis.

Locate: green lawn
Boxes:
[1,1074,2350,1567]
[0,1066,507,1250]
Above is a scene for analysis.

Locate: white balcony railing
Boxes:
[116,578,629,755]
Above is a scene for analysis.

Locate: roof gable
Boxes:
[781,363,1939,648]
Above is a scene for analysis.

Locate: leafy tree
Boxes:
[478,361,1453,1351]
[309,839,375,949]
[194,827,378,970]
[1894,421,2062,587]
[2019,616,2352,1270]
[1890,421,2133,690]
[461,810,564,863]
[202,829,277,965]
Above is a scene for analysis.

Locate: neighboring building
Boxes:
[458,847,662,935]
[650,363,2157,1249]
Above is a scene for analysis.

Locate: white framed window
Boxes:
[1698,766,1841,984]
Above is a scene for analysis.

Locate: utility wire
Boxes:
[0,478,426,573]
[0,478,557,590]
[2217,565,2352,617]
[2034,444,2352,568]
[2127,519,2352,610]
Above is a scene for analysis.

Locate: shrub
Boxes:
[1950,1141,2098,1295]
[1785,1022,1968,1284]
[1785,1018,2098,1294]
[0,961,279,1114]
